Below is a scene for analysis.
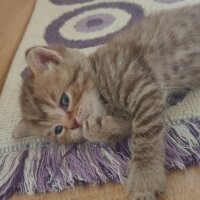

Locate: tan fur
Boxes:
[14,4,200,200]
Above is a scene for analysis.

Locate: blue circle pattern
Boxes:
[44,2,144,48]
[74,13,115,33]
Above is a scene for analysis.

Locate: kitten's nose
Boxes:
[71,119,81,130]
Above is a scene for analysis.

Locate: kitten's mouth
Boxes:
[71,119,81,130]
[74,116,88,127]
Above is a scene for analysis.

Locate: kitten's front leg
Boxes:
[128,94,166,200]
[82,115,131,142]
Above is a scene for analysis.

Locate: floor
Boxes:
[1,0,200,200]
[11,168,200,200]
[0,0,36,93]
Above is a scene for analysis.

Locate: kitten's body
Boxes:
[91,5,200,102]
[14,5,200,200]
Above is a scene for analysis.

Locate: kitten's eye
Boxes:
[54,126,64,135]
[60,93,69,108]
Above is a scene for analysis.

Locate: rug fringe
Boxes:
[1,119,200,199]
[165,119,200,169]
[18,142,129,195]
[0,150,28,200]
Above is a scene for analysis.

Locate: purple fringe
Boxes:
[0,151,28,200]
[1,119,200,199]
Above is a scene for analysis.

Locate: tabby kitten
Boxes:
[14,4,200,200]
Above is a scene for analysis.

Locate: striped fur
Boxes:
[15,4,200,200]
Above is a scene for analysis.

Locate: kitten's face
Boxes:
[13,45,103,144]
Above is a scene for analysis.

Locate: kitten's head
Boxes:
[13,45,103,144]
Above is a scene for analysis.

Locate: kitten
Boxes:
[13,4,200,200]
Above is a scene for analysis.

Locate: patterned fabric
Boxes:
[1,0,200,199]
[44,2,143,48]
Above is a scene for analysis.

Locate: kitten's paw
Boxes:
[128,180,165,200]
[127,166,165,200]
[101,115,116,130]
[82,115,109,142]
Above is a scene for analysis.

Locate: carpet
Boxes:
[1,0,200,199]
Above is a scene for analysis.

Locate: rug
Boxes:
[1,0,200,199]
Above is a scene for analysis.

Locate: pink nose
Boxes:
[71,119,81,130]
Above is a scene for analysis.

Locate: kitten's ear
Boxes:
[13,120,35,139]
[25,46,64,73]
